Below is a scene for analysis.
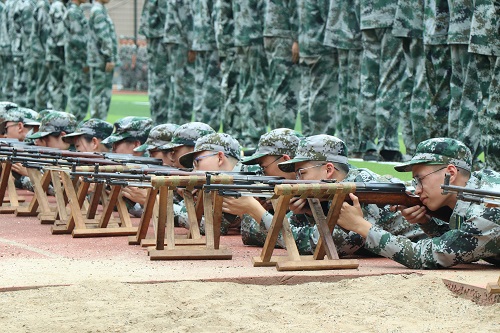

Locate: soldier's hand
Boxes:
[11,163,28,177]
[83,66,89,74]
[291,41,299,64]
[338,193,371,237]
[188,50,196,63]
[393,205,430,224]
[105,62,115,72]
[121,187,147,206]
[289,197,310,215]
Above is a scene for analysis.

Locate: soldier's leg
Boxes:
[238,44,268,147]
[347,48,363,157]
[338,49,351,148]
[193,51,206,123]
[298,59,311,135]
[12,57,28,107]
[67,69,90,121]
[359,29,381,156]
[1,55,15,101]
[376,28,405,160]
[264,37,299,130]
[410,43,431,145]
[168,44,195,124]
[220,48,241,140]
[34,60,50,111]
[484,56,500,170]
[149,39,170,124]
[48,62,68,111]
[200,50,222,130]
[89,66,114,120]
[448,44,470,138]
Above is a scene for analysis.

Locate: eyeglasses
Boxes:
[412,166,447,189]
[260,155,282,172]
[193,152,219,168]
[295,164,326,179]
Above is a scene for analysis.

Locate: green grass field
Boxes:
[106,92,413,181]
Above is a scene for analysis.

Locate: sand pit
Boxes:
[0,274,498,332]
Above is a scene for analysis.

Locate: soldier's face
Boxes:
[74,136,94,153]
[412,164,448,211]
[294,161,327,181]
[112,140,136,154]
[192,151,220,171]
[258,155,285,177]
[171,145,193,169]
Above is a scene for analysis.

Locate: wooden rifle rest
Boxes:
[0,162,27,214]
[486,275,500,294]
[15,168,56,223]
[252,183,359,271]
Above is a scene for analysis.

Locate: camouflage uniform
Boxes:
[0,106,40,136]
[118,39,136,90]
[135,41,148,91]
[11,0,36,108]
[163,0,195,125]
[177,132,244,235]
[133,123,180,154]
[101,117,153,147]
[139,0,169,124]
[298,0,337,136]
[391,0,424,157]
[447,0,472,138]
[257,135,427,255]
[62,118,114,144]
[64,1,90,122]
[88,1,119,120]
[373,138,500,268]
[0,1,5,100]
[30,0,51,111]
[232,0,268,147]
[214,0,241,140]
[46,0,67,111]
[239,128,302,246]
[0,0,14,101]
[324,0,363,156]
[358,0,405,160]
[191,0,222,131]
[263,0,300,130]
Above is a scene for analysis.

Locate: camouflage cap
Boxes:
[278,135,349,173]
[26,110,77,139]
[101,116,153,145]
[62,118,114,143]
[0,101,19,123]
[159,122,215,150]
[0,107,40,126]
[241,128,303,165]
[178,133,241,168]
[394,138,472,172]
[134,123,179,152]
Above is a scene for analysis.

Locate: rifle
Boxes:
[441,174,500,207]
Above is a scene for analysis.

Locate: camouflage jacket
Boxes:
[30,0,50,61]
[261,167,427,255]
[324,0,362,50]
[46,0,66,62]
[359,0,397,30]
[232,0,265,47]
[11,0,36,58]
[138,0,167,39]
[0,0,11,56]
[392,0,424,38]
[214,0,235,55]
[263,0,298,41]
[447,0,473,45]
[64,2,89,70]
[298,0,331,56]
[468,0,500,56]
[163,0,193,47]
[87,2,119,67]
[423,0,449,45]
[191,0,217,51]
[365,169,500,269]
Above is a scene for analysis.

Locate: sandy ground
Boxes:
[0,274,498,333]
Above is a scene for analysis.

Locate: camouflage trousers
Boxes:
[0,55,15,101]
[299,52,338,136]
[31,60,50,111]
[482,56,500,170]
[47,61,68,111]
[236,43,268,147]
[399,38,423,156]
[448,44,470,138]
[220,48,242,141]
[167,43,195,125]
[89,66,114,120]
[12,56,31,107]
[147,38,170,124]
[264,37,300,130]
[66,67,90,122]
[458,53,495,162]
[359,28,404,153]
[338,48,362,156]
[193,50,222,131]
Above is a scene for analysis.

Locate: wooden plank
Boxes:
[183,190,201,239]
[276,259,359,271]
[50,170,68,222]
[87,182,104,219]
[7,175,20,206]
[116,194,133,228]
[155,186,168,250]
[149,248,232,260]
[140,237,205,247]
[72,227,137,237]
[252,255,314,267]
[308,198,339,260]
[129,187,158,245]
[51,172,86,234]
[0,162,12,206]
[203,192,215,249]
[98,185,121,229]
[165,187,176,250]
[212,192,224,250]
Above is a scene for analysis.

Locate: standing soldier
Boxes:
[11,0,36,108]
[64,0,90,121]
[46,0,68,111]
[163,0,195,125]
[0,0,15,101]
[88,0,119,119]
[191,0,221,131]
[139,0,169,123]
[136,39,148,91]
[0,0,5,100]
[232,0,268,148]
[263,0,300,131]
[30,0,51,111]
